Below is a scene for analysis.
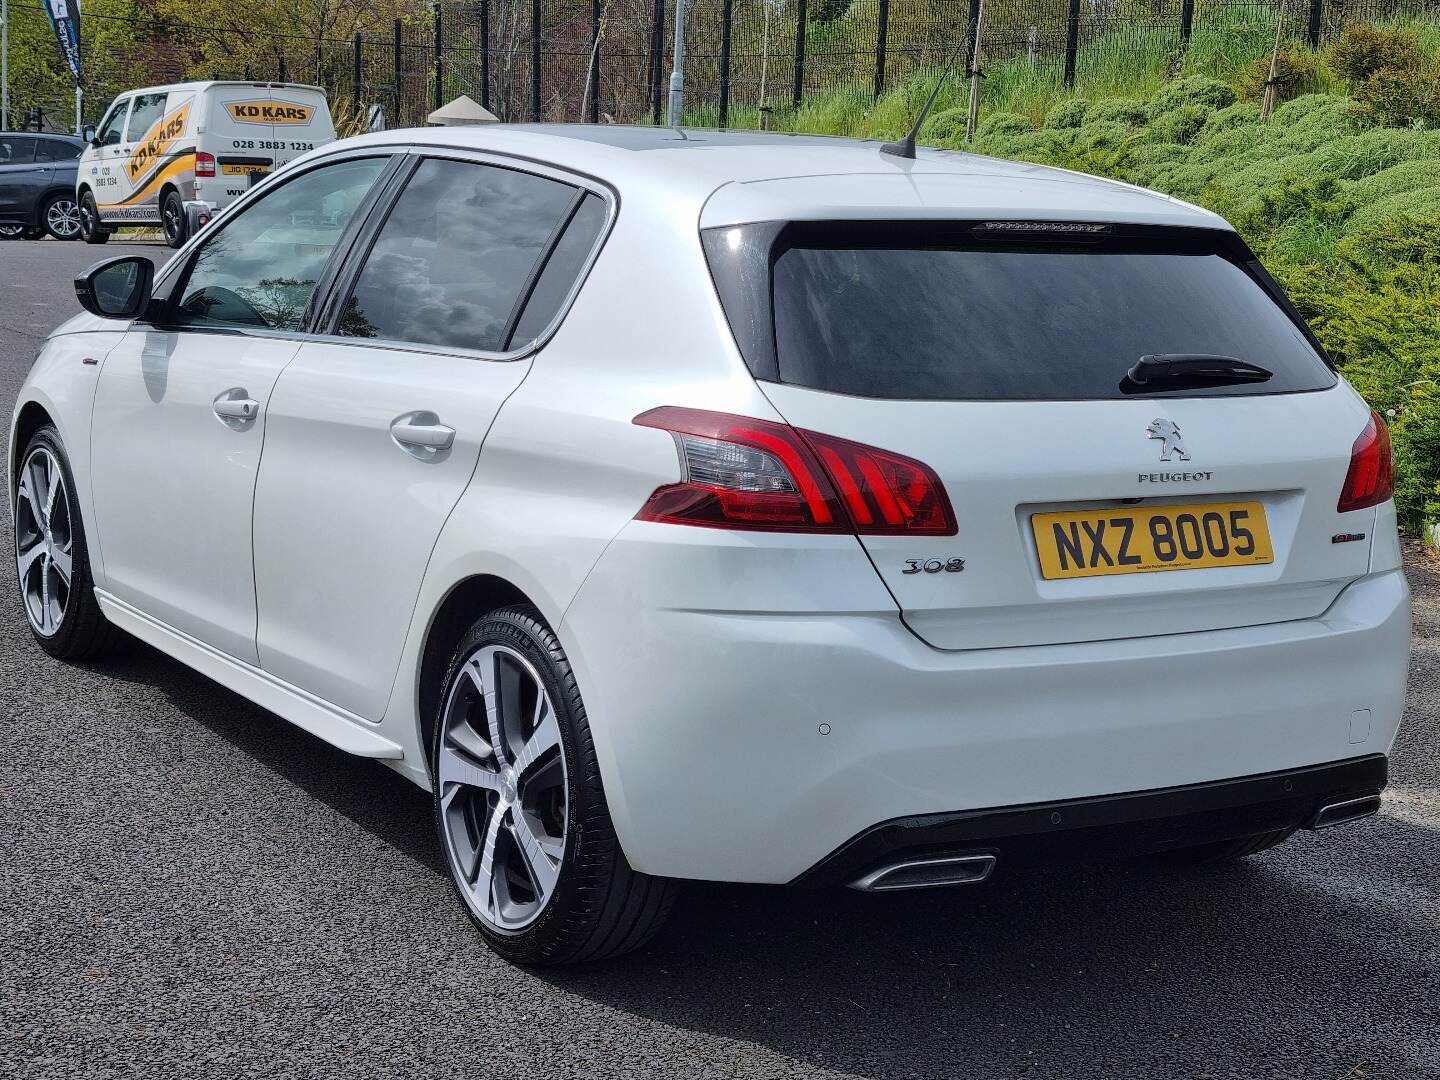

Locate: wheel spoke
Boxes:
[510,810,560,899]
[514,704,560,779]
[16,541,45,580]
[437,744,503,793]
[48,544,72,588]
[474,804,505,891]
[477,650,510,767]
[27,458,50,530]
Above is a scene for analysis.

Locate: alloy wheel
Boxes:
[437,643,567,932]
[15,447,73,637]
[0,223,25,239]
[46,199,82,239]
[162,200,183,244]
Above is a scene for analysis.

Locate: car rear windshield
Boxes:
[704,222,1336,401]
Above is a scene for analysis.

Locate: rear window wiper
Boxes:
[1123,353,1274,390]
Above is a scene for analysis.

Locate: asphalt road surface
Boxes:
[2,239,1438,1080]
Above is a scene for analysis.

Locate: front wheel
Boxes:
[79,191,110,245]
[161,190,188,248]
[432,606,677,965]
[14,426,122,659]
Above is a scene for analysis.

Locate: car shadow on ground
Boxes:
[64,627,1440,1077]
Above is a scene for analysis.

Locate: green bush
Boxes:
[1237,48,1324,103]
[974,112,1032,139]
[1149,103,1214,144]
[1353,62,1440,128]
[1147,75,1236,117]
[1086,97,1149,126]
[1326,24,1426,84]
[1045,98,1091,128]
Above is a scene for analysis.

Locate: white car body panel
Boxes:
[11,125,1412,889]
[89,329,300,663]
[252,341,532,719]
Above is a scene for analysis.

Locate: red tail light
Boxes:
[1338,409,1394,513]
[194,151,217,177]
[633,407,956,536]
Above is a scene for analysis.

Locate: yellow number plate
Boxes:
[1032,500,1274,580]
[221,163,270,176]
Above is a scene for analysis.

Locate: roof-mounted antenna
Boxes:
[880,18,979,161]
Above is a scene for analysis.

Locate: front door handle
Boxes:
[390,411,455,460]
[213,388,260,428]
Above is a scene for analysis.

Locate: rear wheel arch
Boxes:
[416,574,535,772]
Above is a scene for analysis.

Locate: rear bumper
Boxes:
[794,754,1387,888]
[561,525,1412,884]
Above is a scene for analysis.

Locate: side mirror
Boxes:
[74,256,155,320]
[82,124,97,145]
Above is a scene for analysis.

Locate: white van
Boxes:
[76,81,336,248]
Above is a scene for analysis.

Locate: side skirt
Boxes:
[95,589,404,760]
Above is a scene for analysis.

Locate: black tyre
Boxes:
[161,190,188,248]
[13,426,123,660]
[79,191,110,245]
[0,224,26,240]
[40,193,83,240]
[1155,827,1296,867]
[431,605,678,965]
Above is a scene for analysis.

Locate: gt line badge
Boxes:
[903,558,966,575]
[1146,418,1190,462]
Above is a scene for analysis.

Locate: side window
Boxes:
[0,137,36,164]
[336,158,579,352]
[96,100,130,147]
[173,156,389,333]
[36,139,81,163]
[509,193,607,346]
[125,93,169,141]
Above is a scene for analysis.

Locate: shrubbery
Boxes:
[958,77,1440,533]
[775,21,1440,534]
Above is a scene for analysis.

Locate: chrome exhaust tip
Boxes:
[849,853,997,892]
[1307,793,1382,831]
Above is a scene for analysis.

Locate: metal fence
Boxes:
[7,0,1439,134]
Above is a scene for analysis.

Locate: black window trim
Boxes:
[147,148,407,339]
[305,145,618,364]
[704,218,1339,402]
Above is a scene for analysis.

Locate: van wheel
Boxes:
[79,192,110,245]
[161,191,188,248]
[432,605,678,965]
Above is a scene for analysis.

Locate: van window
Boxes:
[336,158,579,352]
[173,156,388,332]
[95,100,130,147]
[125,93,168,141]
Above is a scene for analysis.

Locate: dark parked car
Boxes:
[0,133,84,241]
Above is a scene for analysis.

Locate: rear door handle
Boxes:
[390,411,455,459]
[213,388,260,428]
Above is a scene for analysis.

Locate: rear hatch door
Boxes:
[711,218,1379,650]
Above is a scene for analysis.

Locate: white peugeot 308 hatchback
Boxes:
[11,126,1412,964]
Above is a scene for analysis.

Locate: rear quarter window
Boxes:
[706,222,1337,401]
